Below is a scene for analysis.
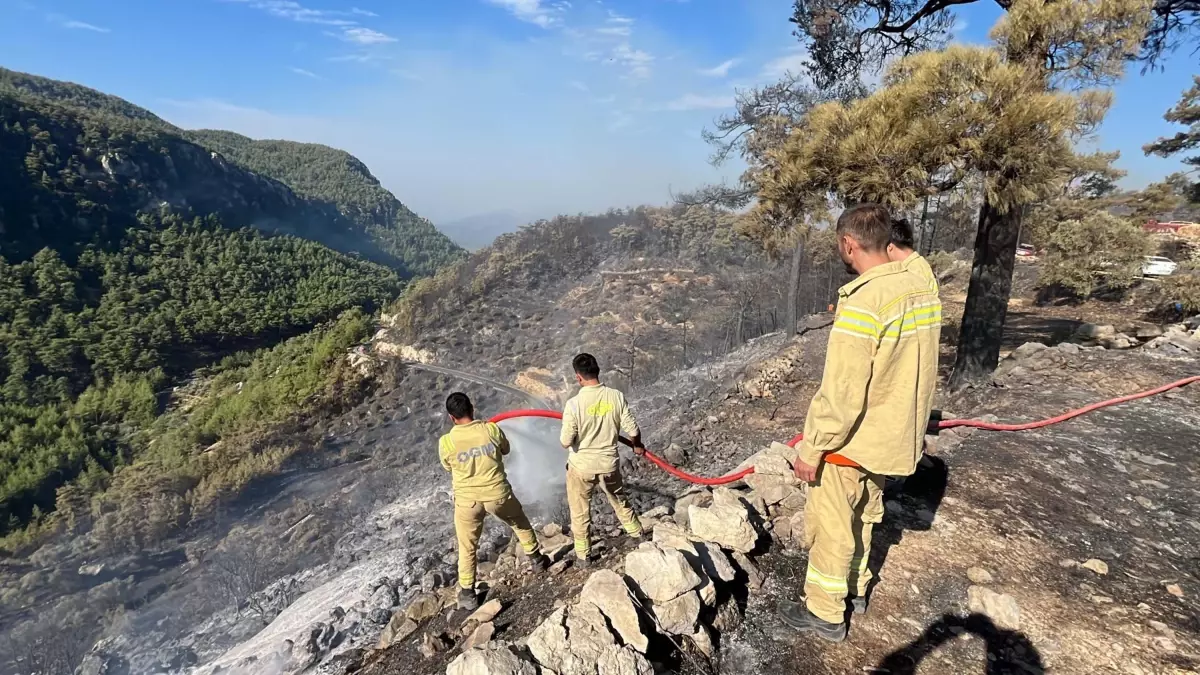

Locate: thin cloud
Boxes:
[351,7,378,17]
[606,10,634,24]
[49,14,111,32]
[484,0,558,28]
[596,26,631,36]
[698,58,739,78]
[660,93,734,111]
[225,0,356,26]
[761,50,807,79]
[290,67,323,79]
[568,80,590,92]
[340,27,397,44]
[610,42,654,80]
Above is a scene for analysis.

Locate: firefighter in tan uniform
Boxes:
[780,204,941,642]
[559,353,645,565]
[887,218,938,291]
[439,392,548,610]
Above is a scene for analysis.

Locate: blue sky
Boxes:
[1,0,1195,224]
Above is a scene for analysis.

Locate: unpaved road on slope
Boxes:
[405,362,554,410]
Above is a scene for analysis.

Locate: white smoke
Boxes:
[497,417,570,518]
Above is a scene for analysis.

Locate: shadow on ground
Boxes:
[874,613,1045,674]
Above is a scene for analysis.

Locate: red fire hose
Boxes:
[489,374,1200,486]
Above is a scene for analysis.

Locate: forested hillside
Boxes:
[186,130,460,278]
[0,71,454,540]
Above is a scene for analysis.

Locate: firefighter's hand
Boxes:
[632,444,647,457]
[793,458,819,483]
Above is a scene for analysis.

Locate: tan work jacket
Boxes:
[560,384,640,475]
[439,420,513,502]
[798,255,942,476]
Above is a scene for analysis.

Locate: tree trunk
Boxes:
[786,232,805,335]
[917,190,931,252]
[949,197,1023,390]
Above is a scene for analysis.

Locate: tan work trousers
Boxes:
[454,494,540,589]
[803,463,886,623]
[566,465,642,559]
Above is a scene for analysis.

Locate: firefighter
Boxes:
[887,218,938,291]
[439,392,548,610]
[780,204,942,642]
[559,353,645,566]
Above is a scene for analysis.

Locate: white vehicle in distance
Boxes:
[1142,256,1179,277]
[1016,244,1037,261]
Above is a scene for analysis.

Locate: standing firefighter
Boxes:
[887,218,938,292]
[559,353,645,566]
[439,392,548,610]
[781,204,942,642]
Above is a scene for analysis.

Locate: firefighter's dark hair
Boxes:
[445,392,474,419]
[572,353,601,379]
[836,203,893,252]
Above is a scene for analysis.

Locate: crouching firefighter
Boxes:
[439,392,549,610]
[560,353,645,567]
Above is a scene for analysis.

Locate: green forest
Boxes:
[0,71,454,542]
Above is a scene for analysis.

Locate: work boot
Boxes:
[530,552,550,573]
[778,599,847,643]
[457,587,479,611]
[575,554,596,570]
[849,595,867,615]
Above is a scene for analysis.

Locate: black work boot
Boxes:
[530,552,550,572]
[849,595,867,615]
[457,586,479,611]
[778,599,848,643]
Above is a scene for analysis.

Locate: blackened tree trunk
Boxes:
[949,197,1024,390]
[786,231,806,335]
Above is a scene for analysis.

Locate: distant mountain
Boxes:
[439,210,531,251]
[0,67,463,277]
[185,130,462,277]
[0,67,462,533]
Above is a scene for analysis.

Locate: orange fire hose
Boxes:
[489,374,1200,485]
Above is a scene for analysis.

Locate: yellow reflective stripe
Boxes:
[622,519,643,536]
[574,538,590,556]
[833,322,880,339]
[806,564,849,593]
[850,556,869,573]
[519,539,538,554]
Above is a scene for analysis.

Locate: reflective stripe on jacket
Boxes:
[439,420,513,502]
[799,254,942,476]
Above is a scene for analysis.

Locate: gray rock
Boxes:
[595,645,654,675]
[367,608,391,625]
[579,570,648,653]
[642,505,672,520]
[377,613,419,649]
[694,542,737,583]
[464,599,505,625]
[1075,323,1116,339]
[1010,342,1048,360]
[371,582,399,610]
[624,542,703,602]
[1081,559,1109,575]
[447,642,540,675]
[419,632,451,659]
[463,622,496,650]
[79,650,130,675]
[673,489,713,529]
[732,551,764,590]
[406,593,444,622]
[651,590,700,635]
[688,494,758,553]
[1136,324,1165,340]
[712,596,743,633]
[651,521,698,554]
[967,586,1020,630]
[664,443,688,466]
[528,604,616,675]
[966,567,994,584]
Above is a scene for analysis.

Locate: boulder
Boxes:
[406,593,445,622]
[731,551,764,590]
[623,542,703,602]
[689,626,716,659]
[642,505,672,520]
[447,642,540,675]
[377,614,414,650]
[712,596,743,632]
[651,521,698,554]
[694,542,737,583]
[464,599,505,625]
[650,590,700,635]
[1100,334,1137,350]
[463,622,496,650]
[594,645,654,675]
[420,632,452,659]
[1135,324,1165,340]
[967,586,1020,630]
[371,583,399,610]
[528,605,616,675]
[673,489,713,529]
[688,496,758,553]
[579,570,648,653]
[746,477,803,507]
[542,523,564,538]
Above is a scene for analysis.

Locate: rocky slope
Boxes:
[342,314,1200,675]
